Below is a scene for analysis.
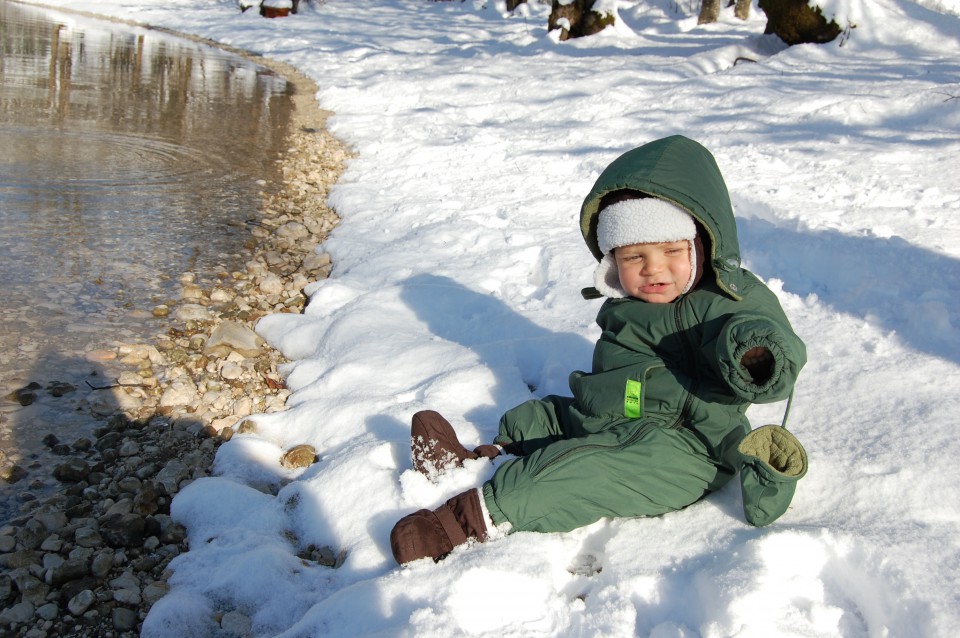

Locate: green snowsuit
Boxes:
[481,136,807,532]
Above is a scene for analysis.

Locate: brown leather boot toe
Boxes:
[411,410,483,477]
[390,489,489,565]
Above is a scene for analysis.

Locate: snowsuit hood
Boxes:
[580,135,744,300]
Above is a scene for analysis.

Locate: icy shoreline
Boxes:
[0,17,350,634]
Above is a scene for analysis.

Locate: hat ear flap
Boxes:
[593,252,627,299]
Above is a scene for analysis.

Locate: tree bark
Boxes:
[698,0,721,25]
[506,0,527,10]
[734,0,751,20]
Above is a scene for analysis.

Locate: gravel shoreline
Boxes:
[0,49,348,637]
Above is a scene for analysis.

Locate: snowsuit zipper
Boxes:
[671,296,697,430]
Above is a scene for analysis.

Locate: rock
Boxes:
[67,589,96,616]
[221,609,252,636]
[280,444,318,469]
[73,527,103,549]
[16,517,47,550]
[159,382,198,408]
[47,557,90,587]
[175,303,214,322]
[99,513,146,548]
[302,251,331,273]
[112,606,138,631]
[155,460,189,495]
[52,458,91,483]
[32,506,68,534]
[11,571,48,606]
[142,581,168,605]
[0,550,40,569]
[47,381,77,397]
[276,220,308,239]
[1,461,28,484]
[259,273,284,295]
[7,382,41,406]
[0,600,35,624]
[37,601,59,621]
[219,361,244,381]
[132,481,160,516]
[204,320,265,359]
[91,551,114,578]
[0,534,16,552]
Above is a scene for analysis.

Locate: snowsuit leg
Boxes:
[483,418,735,533]
[493,396,576,455]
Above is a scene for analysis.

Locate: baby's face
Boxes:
[614,240,691,303]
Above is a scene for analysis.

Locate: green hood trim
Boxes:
[580,136,744,300]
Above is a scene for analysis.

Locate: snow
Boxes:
[33,0,960,636]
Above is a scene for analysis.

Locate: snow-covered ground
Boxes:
[33,0,960,636]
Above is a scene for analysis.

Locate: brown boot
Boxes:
[411,410,499,477]
[390,489,489,565]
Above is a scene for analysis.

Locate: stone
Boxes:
[219,361,244,380]
[73,527,103,549]
[159,382,198,408]
[259,273,284,295]
[175,303,214,322]
[302,251,331,273]
[155,460,189,495]
[67,589,96,616]
[112,606,138,631]
[37,601,59,621]
[132,481,160,516]
[0,600,35,624]
[91,551,114,578]
[142,581,168,605]
[99,513,146,548]
[114,587,142,605]
[32,506,68,533]
[221,610,253,635]
[204,320,265,358]
[0,549,40,569]
[47,557,90,587]
[280,444,318,469]
[52,458,90,483]
[1,462,28,483]
[12,571,49,606]
[276,220,308,239]
[17,518,48,550]
[0,534,15,552]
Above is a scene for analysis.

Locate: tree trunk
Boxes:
[698,0,721,25]
[757,0,841,45]
[734,0,751,20]
[506,0,527,10]
[548,0,616,41]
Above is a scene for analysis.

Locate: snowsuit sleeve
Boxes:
[710,278,806,404]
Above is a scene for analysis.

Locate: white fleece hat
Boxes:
[593,198,699,299]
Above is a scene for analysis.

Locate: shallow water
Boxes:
[0,0,296,517]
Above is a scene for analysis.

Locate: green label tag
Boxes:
[624,379,642,419]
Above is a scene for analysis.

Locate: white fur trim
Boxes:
[593,252,627,299]
[476,488,511,539]
[597,198,696,255]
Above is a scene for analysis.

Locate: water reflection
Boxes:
[0,0,297,518]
